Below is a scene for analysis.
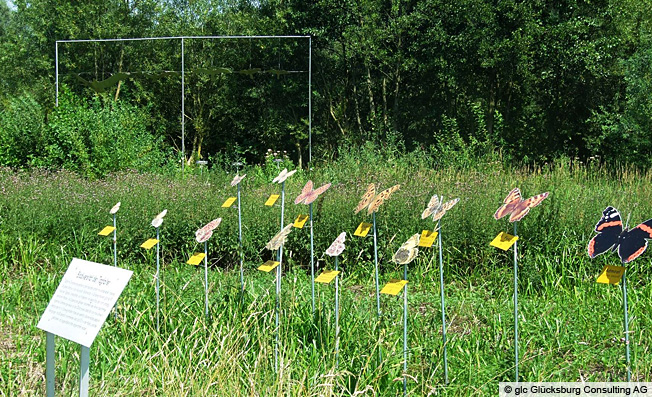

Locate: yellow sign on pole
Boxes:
[265,194,280,206]
[221,197,237,208]
[418,230,438,247]
[315,270,341,284]
[140,239,159,250]
[98,226,116,236]
[187,253,206,266]
[293,214,309,228]
[490,232,519,251]
[258,260,280,272]
[596,265,626,285]
[380,279,408,296]
[354,222,373,237]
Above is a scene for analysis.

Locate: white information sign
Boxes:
[37,258,133,347]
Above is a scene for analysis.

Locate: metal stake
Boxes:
[437,220,449,384]
[46,332,55,397]
[204,240,209,320]
[622,269,631,381]
[373,212,382,362]
[275,249,282,373]
[79,345,90,396]
[112,213,118,319]
[513,221,519,382]
[335,256,340,369]
[403,262,408,396]
[310,202,315,313]
[156,227,160,332]
[238,181,244,298]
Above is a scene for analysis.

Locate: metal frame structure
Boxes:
[55,35,313,168]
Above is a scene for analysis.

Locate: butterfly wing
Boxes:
[281,169,297,182]
[618,218,652,263]
[367,184,400,215]
[493,188,522,220]
[303,183,332,205]
[195,229,213,243]
[294,180,314,204]
[433,198,460,221]
[508,192,549,222]
[355,184,376,214]
[266,224,294,250]
[587,206,623,258]
[273,168,287,184]
[421,194,440,219]
[325,232,347,257]
[110,202,121,214]
[392,234,421,264]
[231,174,246,187]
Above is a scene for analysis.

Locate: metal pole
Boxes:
[373,212,382,362]
[55,42,59,107]
[275,249,281,372]
[79,345,90,397]
[437,220,449,384]
[403,262,408,396]
[113,213,117,319]
[156,227,160,332]
[308,36,312,164]
[335,256,340,369]
[181,38,185,172]
[310,203,315,313]
[46,332,55,397]
[513,221,519,382]
[238,182,244,297]
[622,269,631,381]
[204,240,209,320]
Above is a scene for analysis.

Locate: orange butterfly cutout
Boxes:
[493,188,549,222]
[354,183,400,215]
[294,180,332,205]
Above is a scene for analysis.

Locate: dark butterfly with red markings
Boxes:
[493,188,549,222]
[587,206,652,264]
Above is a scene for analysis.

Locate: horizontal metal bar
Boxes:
[56,35,310,44]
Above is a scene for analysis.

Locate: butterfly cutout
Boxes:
[588,206,652,264]
[109,202,121,214]
[294,180,332,205]
[493,188,549,222]
[421,195,460,221]
[392,234,421,265]
[231,174,246,187]
[151,217,163,228]
[266,223,294,251]
[155,209,168,220]
[354,183,401,215]
[272,168,297,184]
[325,232,346,257]
[195,218,222,243]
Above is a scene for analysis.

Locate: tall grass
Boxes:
[1,150,652,395]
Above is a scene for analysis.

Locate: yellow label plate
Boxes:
[221,197,237,208]
[354,222,372,237]
[187,252,206,266]
[490,232,519,251]
[380,279,408,295]
[596,265,626,284]
[418,230,438,247]
[315,270,341,284]
[258,260,280,272]
[140,238,159,250]
[98,226,116,236]
[265,194,280,206]
[294,214,309,228]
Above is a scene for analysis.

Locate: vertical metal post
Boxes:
[156,227,160,332]
[308,36,312,164]
[113,213,118,319]
[513,221,519,382]
[55,42,59,107]
[79,345,90,397]
[238,182,244,297]
[622,269,631,381]
[46,332,55,397]
[373,212,382,362]
[438,220,449,384]
[335,256,340,369]
[204,240,209,320]
[310,203,315,313]
[275,249,281,372]
[403,262,408,396]
[181,38,185,172]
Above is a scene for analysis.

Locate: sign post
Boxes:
[37,258,133,396]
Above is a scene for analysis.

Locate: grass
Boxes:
[2,151,652,395]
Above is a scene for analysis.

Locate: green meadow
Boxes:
[2,150,652,395]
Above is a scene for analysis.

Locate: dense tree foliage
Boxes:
[0,0,650,170]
